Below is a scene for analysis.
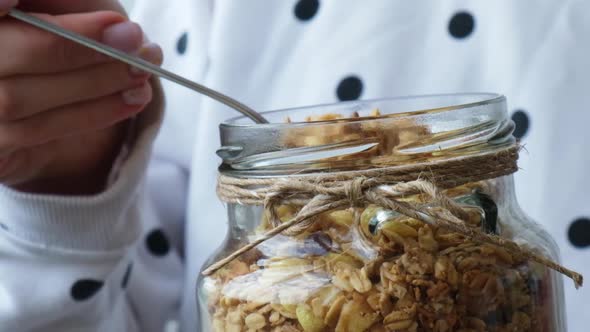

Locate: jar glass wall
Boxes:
[197,94,565,332]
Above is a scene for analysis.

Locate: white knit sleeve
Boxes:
[0,84,164,332]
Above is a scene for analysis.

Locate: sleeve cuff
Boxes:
[0,80,165,252]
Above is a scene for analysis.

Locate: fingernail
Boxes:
[122,83,152,106]
[0,0,18,12]
[102,21,143,53]
[130,43,163,76]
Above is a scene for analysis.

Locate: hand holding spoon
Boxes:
[7,9,269,124]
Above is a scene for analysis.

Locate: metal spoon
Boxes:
[8,9,269,124]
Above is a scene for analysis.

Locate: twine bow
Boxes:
[203,147,583,288]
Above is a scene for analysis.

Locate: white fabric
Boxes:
[1,0,589,331]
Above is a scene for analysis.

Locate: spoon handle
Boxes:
[8,9,268,124]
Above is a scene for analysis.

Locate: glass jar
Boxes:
[197,93,566,332]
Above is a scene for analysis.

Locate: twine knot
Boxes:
[344,177,366,208]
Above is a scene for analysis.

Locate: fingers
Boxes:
[0,62,146,120]
[0,43,162,120]
[0,8,159,189]
[0,124,128,189]
[0,11,143,76]
[0,83,152,155]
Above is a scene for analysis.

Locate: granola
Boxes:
[204,183,549,332]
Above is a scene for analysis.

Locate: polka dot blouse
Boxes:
[0,1,588,331]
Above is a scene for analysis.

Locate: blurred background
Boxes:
[121,0,134,11]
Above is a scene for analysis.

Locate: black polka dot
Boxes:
[511,110,530,139]
[71,279,104,301]
[294,0,320,21]
[336,76,363,101]
[448,11,475,39]
[146,229,170,256]
[177,32,188,55]
[568,217,590,248]
[121,263,133,289]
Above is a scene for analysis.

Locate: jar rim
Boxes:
[218,92,513,176]
[222,92,506,128]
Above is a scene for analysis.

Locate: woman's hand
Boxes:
[0,1,163,194]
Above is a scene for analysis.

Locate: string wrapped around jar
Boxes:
[206,145,583,288]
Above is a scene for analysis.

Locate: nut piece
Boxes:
[296,304,326,332]
[418,225,439,252]
[325,295,347,328]
[335,300,378,332]
[245,312,266,330]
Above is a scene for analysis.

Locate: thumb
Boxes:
[1,11,144,76]
[45,11,143,68]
